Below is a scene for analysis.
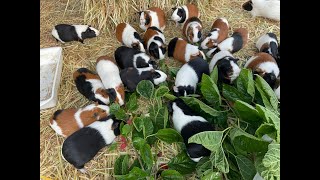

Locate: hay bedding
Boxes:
[40,0,279,179]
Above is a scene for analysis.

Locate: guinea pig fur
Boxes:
[114,46,157,69]
[200,18,229,50]
[61,115,121,173]
[168,98,215,162]
[120,66,167,92]
[173,57,209,97]
[96,56,125,106]
[138,7,166,31]
[116,23,145,52]
[52,24,99,43]
[73,68,117,105]
[183,17,203,43]
[209,51,241,84]
[171,4,200,25]
[168,37,206,64]
[143,26,166,60]
[244,52,280,89]
[242,0,280,21]
[256,33,279,61]
[49,104,110,137]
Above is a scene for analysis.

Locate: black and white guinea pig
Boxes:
[256,33,279,61]
[96,56,125,106]
[171,4,200,26]
[173,57,209,96]
[138,7,166,31]
[242,0,280,21]
[61,115,121,173]
[116,23,145,52]
[209,50,241,84]
[143,26,166,60]
[200,17,229,50]
[120,66,167,92]
[182,17,202,43]
[168,37,206,64]
[168,98,215,162]
[206,28,249,57]
[73,68,117,105]
[51,24,99,43]
[114,46,157,69]
[244,52,280,89]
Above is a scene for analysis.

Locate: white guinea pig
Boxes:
[242,0,280,21]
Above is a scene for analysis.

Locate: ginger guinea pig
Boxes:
[52,24,99,43]
[143,26,166,60]
[171,4,200,26]
[201,18,229,50]
[138,7,166,31]
[183,17,203,43]
[116,23,145,52]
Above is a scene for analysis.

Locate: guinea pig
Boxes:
[256,33,279,61]
[114,46,157,69]
[138,7,166,31]
[96,56,125,106]
[242,0,280,21]
[208,50,241,84]
[61,115,121,173]
[49,104,110,137]
[73,68,117,105]
[173,57,209,96]
[120,66,167,92]
[143,26,166,60]
[244,52,280,89]
[116,23,145,52]
[171,4,200,26]
[51,24,99,43]
[168,98,215,162]
[183,17,202,43]
[200,18,229,50]
[168,37,206,64]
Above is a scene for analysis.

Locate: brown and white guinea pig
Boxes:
[96,56,125,106]
[256,33,279,62]
[51,24,99,43]
[171,4,200,26]
[167,98,214,162]
[49,104,110,137]
[143,26,166,60]
[207,28,249,57]
[116,23,145,52]
[200,18,229,50]
[173,57,209,97]
[61,115,121,173]
[73,68,117,105]
[114,46,157,69]
[242,0,280,21]
[183,17,202,43]
[120,66,167,92]
[138,7,166,31]
[244,52,280,89]
[209,51,241,84]
[168,37,206,64]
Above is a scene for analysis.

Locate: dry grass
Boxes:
[40,0,279,179]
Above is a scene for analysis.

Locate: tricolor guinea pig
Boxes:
[51,24,99,43]
[171,4,200,26]
[244,52,280,89]
[183,17,202,43]
[116,23,145,52]
[173,57,209,96]
[143,26,166,60]
[49,104,110,137]
[61,115,121,173]
[168,37,206,64]
[138,7,166,31]
[114,46,157,69]
[73,68,117,105]
[200,18,229,50]
[168,98,215,162]
[256,33,279,61]
[242,0,280,21]
[120,66,167,92]
[209,51,241,84]
[96,56,125,106]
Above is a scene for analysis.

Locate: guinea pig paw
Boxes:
[79,168,87,174]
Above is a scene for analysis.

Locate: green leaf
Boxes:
[181,97,221,117]
[256,105,280,142]
[142,117,154,138]
[201,170,222,180]
[255,84,274,113]
[235,155,256,180]
[210,145,229,173]
[155,86,170,98]
[133,117,144,132]
[255,76,279,112]
[261,143,280,180]
[156,128,183,144]
[188,131,224,152]
[222,84,252,104]
[108,142,118,151]
[114,155,130,175]
[115,167,148,180]
[121,124,132,136]
[236,68,255,98]
[136,80,154,99]
[201,74,221,108]
[169,67,180,77]
[168,151,197,175]
[132,137,146,150]
[210,66,219,85]
[140,143,153,169]
[164,93,177,101]
[126,93,138,112]
[149,103,168,132]
[129,159,141,171]
[110,103,120,114]
[196,157,211,176]
[161,170,184,180]
[255,123,277,138]
[233,100,262,126]
[115,108,128,120]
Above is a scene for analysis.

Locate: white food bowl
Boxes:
[40,47,63,110]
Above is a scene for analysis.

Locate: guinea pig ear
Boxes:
[242,1,253,11]
[172,7,177,11]
[233,58,240,63]
[173,86,178,93]
[137,11,142,16]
